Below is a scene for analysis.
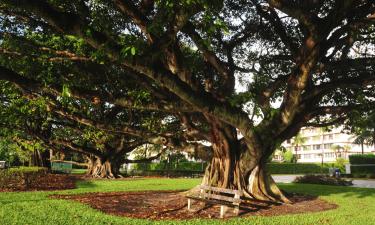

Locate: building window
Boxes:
[329,134,334,140]
[324,143,333,149]
[313,144,321,150]
[324,152,335,158]
[287,139,291,144]
[303,145,311,151]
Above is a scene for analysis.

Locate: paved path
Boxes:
[272,175,375,188]
[351,179,375,188]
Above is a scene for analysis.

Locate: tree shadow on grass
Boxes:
[75,180,99,189]
[279,183,375,199]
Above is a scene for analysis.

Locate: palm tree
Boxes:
[342,145,351,159]
[352,112,375,154]
[354,130,373,154]
[331,145,342,159]
[319,128,325,166]
[292,133,307,163]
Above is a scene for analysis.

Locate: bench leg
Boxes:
[233,205,239,215]
[220,205,227,218]
[187,199,192,211]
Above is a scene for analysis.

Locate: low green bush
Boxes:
[349,154,375,164]
[334,158,348,172]
[0,167,48,190]
[131,161,207,172]
[293,174,353,186]
[267,163,329,174]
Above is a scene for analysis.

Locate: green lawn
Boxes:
[71,169,88,175]
[1,178,375,225]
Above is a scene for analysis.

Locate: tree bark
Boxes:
[86,155,122,179]
[201,119,291,204]
[29,149,51,168]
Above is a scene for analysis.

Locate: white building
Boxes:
[274,127,375,163]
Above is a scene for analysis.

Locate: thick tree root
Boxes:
[87,160,121,179]
[247,165,291,204]
[200,164,291,204]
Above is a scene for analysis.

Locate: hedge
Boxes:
[131,162,207,171]
[350,165,375,174]
[130,162,331,175]
[349,154,375,164]
[267,163,329,174]
[0,167,48,190]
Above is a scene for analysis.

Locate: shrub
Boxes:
[334,158,348,172]
[293,174,353,186]
[282,150,295,163]
[349,154,375,164]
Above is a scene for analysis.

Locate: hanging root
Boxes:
[247,165,291,204]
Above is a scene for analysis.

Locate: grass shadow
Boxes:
[75,180,99,189]
[279,183,375,199]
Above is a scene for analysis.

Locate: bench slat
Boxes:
[198,192,241,204]
[187,195,240,207]
[199,185,243,195]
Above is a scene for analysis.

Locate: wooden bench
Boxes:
[186,185,243,218]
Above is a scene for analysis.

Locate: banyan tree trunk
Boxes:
[86,156,122,179]
[201,119,291,204]
[30,149,50,168]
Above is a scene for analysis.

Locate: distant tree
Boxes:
[348,112,375,154]
[282,149,295,163]
[0,84,207,178]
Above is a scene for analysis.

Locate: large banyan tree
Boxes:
[0,66,208,178]
[1,0,375,202]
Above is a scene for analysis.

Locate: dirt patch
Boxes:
[51,191,337,220]
[0,174,80,192]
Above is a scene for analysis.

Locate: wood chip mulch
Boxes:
[0,174,80,192]
[51,190,337,220]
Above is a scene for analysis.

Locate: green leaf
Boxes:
[131,47,136,56]
[62,85,71,98]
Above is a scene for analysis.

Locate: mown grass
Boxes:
[71,169,88,175]
[1,178,375,225]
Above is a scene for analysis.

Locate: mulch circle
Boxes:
[51,190,337,220]
[0,174,80,192]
